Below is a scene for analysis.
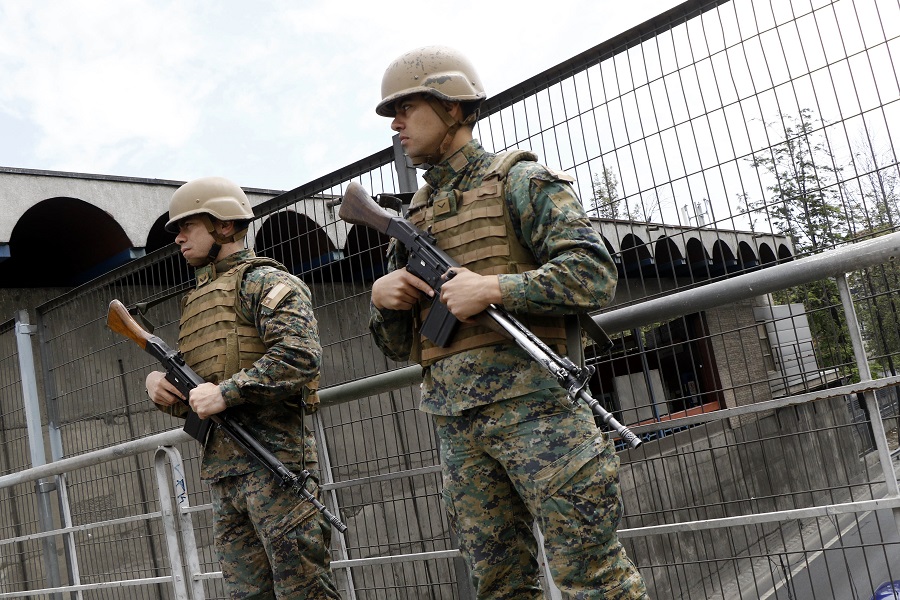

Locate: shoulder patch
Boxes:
[262,282,292,309]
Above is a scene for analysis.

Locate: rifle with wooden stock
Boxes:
[339,182,642,449]
[106,299,348,532]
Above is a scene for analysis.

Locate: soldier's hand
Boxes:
[439,267,501,321]
[371,267,434,311]
[145,371,184,407]
[189,382,227,419]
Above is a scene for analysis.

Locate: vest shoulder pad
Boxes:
[408,183,434,211]
[483,149,539,181]
[508,159,576,185]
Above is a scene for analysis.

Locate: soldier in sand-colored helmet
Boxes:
[368,47,649,599]
[147,176,340,599]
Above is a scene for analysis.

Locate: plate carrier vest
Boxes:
[407,150,570,366]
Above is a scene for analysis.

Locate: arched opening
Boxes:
[737,241,759,271]
[254,210,341,281]
[712,240,738,275]
[654,236,685,277]
[342,225,391,282]
[0,197,138,287]
[685,237,712,279]
[759,243,777,265]
[146,213,177,254]
[620,234,652,276]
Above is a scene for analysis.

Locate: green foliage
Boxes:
[746,109,853,376]
[746,109,848,254]
[842,131,900,377]
[590,167,623,218]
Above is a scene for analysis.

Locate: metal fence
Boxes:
[1,0,900,598]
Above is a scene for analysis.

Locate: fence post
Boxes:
[392,133,418,195]
[836,274,900,542]
[312,413,357,600]
[154,445,197,600]
[14,310,63,600]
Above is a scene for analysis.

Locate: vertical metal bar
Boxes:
[392,133,418,194]
[33,309,65,464]
[154,447,192,600]
[836,274,898,496]
[159,446,205,600]
[14,310,63,600]
[31,309,80,598]
[836,273,900,549]
[533,524,563,600]
[312,413,357,600]
[52,476,82,600]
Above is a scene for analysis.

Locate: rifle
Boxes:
[106,299,348,532]
[339,182,642,449]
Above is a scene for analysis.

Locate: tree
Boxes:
[591,167,623,218]
[590,167,648,220]
[744,109,852,375]
[843,128,900,377]
[746,108,848,254]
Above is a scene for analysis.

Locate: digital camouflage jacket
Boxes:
[370,140,618,415]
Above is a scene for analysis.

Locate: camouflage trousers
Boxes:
[433,388,648,600]
[209,467,341,600]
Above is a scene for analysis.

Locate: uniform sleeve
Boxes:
[497,163,618,315]
[219,269,322,408]
[368,241,415,361]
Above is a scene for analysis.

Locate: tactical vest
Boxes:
[407,150,568,366]
[178,258,282,384]
[178,256,320,443]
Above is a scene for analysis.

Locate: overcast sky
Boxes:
[0,0,683,192]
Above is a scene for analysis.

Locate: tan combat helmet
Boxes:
[166,176,254,264]
[376,45,486,118]
[165,176,254,234]
[376,46,487,167]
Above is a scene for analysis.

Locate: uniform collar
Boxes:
[194,249,255,287]
[423,139,484,188]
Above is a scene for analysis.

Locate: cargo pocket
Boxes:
[532,432,620,530]
[270,497,326,578]
[532,433,629,595]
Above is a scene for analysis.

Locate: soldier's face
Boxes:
[174,217,215,267]
[391,95,447,159]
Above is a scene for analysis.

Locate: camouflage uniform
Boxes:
[370,140,648,599]
[162,249,340,600]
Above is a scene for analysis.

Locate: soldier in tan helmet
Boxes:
[145,176,341,599]
[368,47,649,598]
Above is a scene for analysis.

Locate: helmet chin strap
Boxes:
[407,97,476,168]
[197,215,248,265]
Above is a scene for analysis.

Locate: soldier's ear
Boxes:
[442,100,462,120]
[214,219,236,236]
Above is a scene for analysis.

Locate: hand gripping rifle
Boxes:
[106,299,348,532]
[339,182,641,449]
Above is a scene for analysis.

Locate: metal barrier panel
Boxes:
[0,318,41,594]
[1,0,899,598]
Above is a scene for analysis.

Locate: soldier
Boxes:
[368,46,649,599]
[144,176,341,600]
